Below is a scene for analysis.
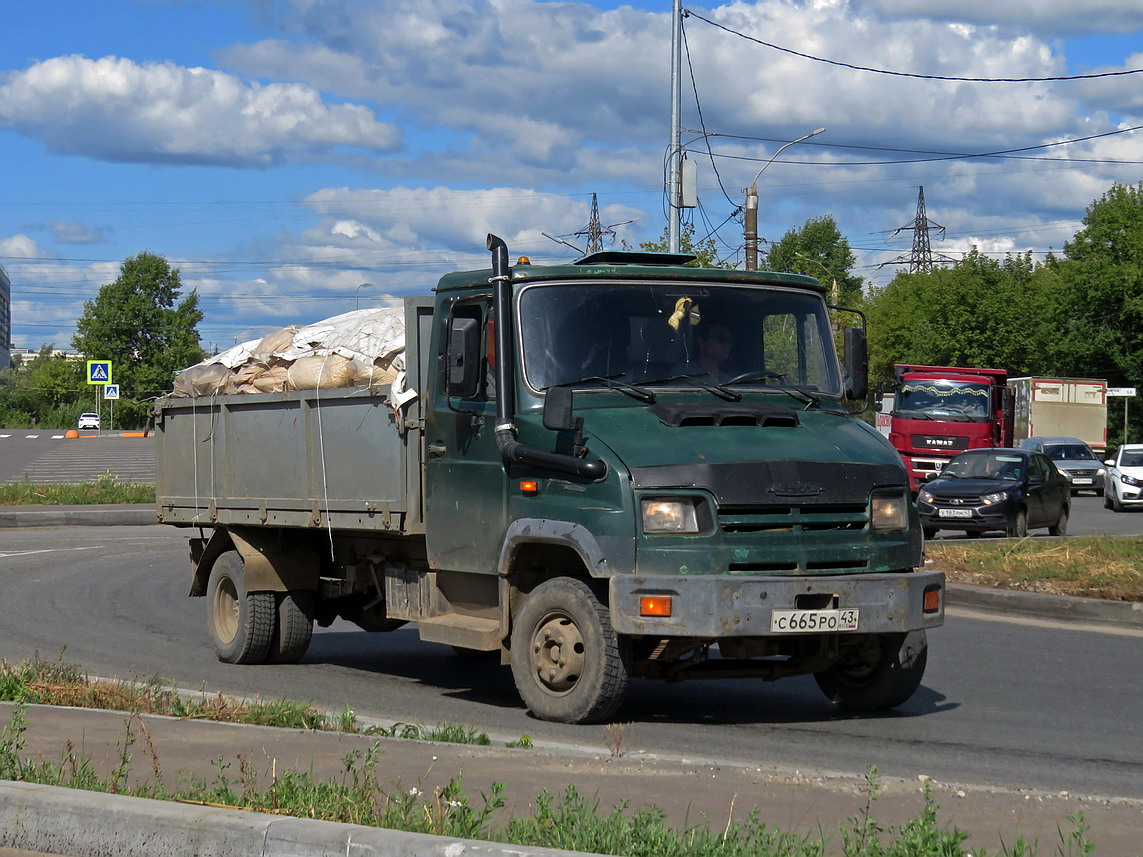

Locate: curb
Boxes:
[0,780,596,857]
[948,582,1143,629]
[0,506,157,529]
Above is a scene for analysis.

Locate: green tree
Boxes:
[864,250,1061,383]
[763,216,864,303]
[72,252,206,427]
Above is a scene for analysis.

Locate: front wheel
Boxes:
[814,631,927,711]
[1007,508,1028,538]
[510,577,631,724]
[206,551,275,664]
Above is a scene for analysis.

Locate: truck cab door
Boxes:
[424,299,508,575]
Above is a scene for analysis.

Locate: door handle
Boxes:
[427,442,448,458]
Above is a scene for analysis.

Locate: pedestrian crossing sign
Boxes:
[104,384,120,400]
[86,360,112,385]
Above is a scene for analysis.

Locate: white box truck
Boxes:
[1010,376,1108,455]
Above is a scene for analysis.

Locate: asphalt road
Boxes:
[0,434,155,483]
[0,524,1139,801]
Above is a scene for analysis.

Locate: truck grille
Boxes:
[719,503,867,533]
[717,503,872,575]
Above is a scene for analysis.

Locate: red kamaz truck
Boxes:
[882,365,1014,492]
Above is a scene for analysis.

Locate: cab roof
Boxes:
[435,251,824,293]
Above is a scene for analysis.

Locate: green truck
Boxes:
[154,235,944,724]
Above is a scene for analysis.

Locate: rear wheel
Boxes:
[814,631,927,711]
[269,591,314,663]
[510,577,631,724]
[1048,506,1069,537]
[1007,509,1028,538]
[206,551,274,664]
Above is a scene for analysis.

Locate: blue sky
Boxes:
[3,0,1143,353]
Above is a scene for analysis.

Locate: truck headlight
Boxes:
[642,498,700,534]
[871,494,908,530]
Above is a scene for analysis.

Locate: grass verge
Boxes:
[0,705,1095,857]
[928,535,1143,602]
[0,475,154,505]
[0,654,515,746]
[0,656,1100,855]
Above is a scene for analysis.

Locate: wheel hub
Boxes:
[211,577,240,644]
[531,615,585,692]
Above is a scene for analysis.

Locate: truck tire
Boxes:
[509,577,631,724]
[206,551,274,664]
[1007,509,1028,538]
[269,591,314,664]
[814,631,927,712]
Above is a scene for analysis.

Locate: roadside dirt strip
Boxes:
[2,702,1142,857]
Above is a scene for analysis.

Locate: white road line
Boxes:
[0,547,98,558]
[23,435,38,439]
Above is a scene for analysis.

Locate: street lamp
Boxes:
[743,128,825,271]
[356,282,373,310]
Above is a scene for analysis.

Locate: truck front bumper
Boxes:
[609,570,944,637]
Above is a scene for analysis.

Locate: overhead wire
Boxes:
[683,9,1143,82]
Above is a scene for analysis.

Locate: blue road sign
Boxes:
[104,384,120,400]
[86,360,112,385]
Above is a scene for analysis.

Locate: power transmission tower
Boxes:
[543,193,636,255]
[879,186,958,272]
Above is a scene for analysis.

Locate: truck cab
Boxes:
[887,365,1013,492]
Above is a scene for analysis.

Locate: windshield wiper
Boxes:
[556,374,656,403]
[896,410,934,421]
[721,370,820,408]
[639,373,740,401]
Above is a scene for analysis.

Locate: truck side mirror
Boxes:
[543,386,576,431]
[843,327,868,402]
[447,316,481,398]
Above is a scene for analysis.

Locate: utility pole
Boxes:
[743,128,825,270]
[667,0,683,253]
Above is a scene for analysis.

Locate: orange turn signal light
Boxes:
[923,586,941,613]
[639,595,673,617]
[519,480,539,496]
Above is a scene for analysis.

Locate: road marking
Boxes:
[23,435,38,439]
[0,547,99,558]
[0,435,9,438]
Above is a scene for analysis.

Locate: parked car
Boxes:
[916,448,1070,539]
[1102,443,1143,512]
[77,413,100,430]
[1017,436,1104,496]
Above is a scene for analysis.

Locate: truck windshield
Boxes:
[517,281,842,396]
[896,381,991,419]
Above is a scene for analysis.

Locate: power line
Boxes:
[683,9,1143,82]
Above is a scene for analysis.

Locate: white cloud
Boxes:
[0,234,45,260]
[0,55,402,167]
[865,0,1143,35]
[51,220,111,245]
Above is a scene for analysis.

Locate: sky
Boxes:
[3,0,1143,354]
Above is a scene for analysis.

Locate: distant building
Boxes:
[0,264,9,370]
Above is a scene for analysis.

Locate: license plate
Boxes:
[939,508,973,518]
[770,608,859,633]
[1072,478,1092,485]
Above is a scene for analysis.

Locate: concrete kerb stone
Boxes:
[948,582,1143,629]
[0,505,157,529]
[0,780,601,857]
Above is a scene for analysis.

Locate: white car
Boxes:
[1103,444,1143,512]
[77,413,101,430]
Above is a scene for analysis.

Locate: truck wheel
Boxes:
[1007,509,1028,538]
[1048,507,1068,537]
[206,551,274,664]
[814,631,927,712]
[269,591,314,664]
[510,577,631,724]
